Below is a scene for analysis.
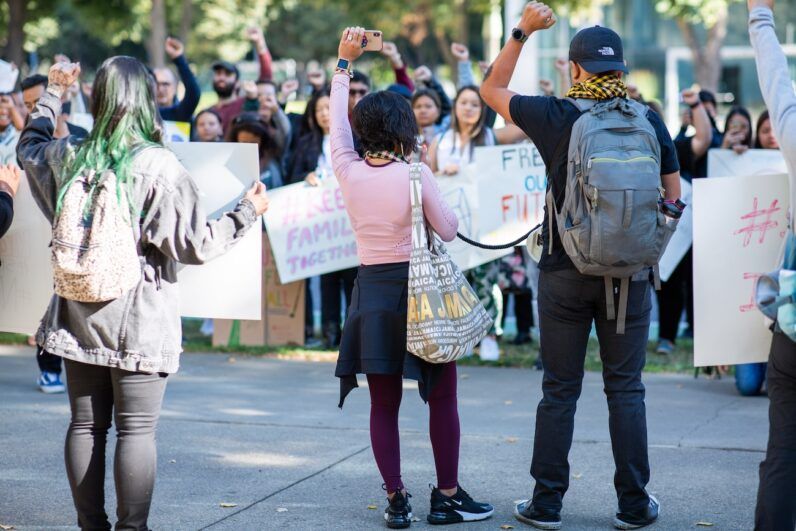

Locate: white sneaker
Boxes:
[479,336,500,361]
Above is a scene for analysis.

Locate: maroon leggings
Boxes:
[367,362,460,493]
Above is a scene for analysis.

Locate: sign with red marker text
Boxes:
[693,172,789,366]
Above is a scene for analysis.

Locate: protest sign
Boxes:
[0,60,19,93]
[171,142,262,320]
[164,121,192,142]
[693,172,789,366]
[0,142,262,334]
[213,234,305,347]
[659,178,692,281]
[708,148,787,178]
[263,177,358,284]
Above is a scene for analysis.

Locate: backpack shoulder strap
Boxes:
[565,97,598,113]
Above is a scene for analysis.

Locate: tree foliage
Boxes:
[655,0,743,27]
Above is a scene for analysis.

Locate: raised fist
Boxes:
[451,43,470,62]
[165,37,185,60]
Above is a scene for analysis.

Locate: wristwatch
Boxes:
[688,101,702,109]
[335,58,353,78]
[511,27,529,44]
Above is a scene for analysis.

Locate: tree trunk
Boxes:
[147,0,168,69]
[179,0,194,45]
[5,0,27,69]
[676,4,728,93]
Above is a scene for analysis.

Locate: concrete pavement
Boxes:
[0,345,768,530]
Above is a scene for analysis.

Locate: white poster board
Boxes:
[659,178,692,281]
[263,177,359,284]
[708,149,788,178]
[693,173,789,366]
[0,142,262,333]
[171,142,261,320]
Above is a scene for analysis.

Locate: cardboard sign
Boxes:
[212,234,305,347]
[708,149,787,178]
[164,121,192,143]
[0,142,262,333]
[693,173,790,366]
[263,177,358,284]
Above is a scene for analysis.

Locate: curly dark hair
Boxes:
[226,112,279,166]
[352,90,418,156]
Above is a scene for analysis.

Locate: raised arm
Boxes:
[247,27,274,82]
[481,2,556,124]
[165,38,201,121]
[382,42,415,92]
[749,3,796,167]
[330,27,366,181]
[682,88,712,159]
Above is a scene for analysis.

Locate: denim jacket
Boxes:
[17,91,258,373]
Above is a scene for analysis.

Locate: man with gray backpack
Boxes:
[482,2,683,529]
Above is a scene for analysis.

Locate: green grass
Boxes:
[1,320,696,375]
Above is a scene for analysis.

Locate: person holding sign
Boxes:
[17,58,269,531]
[748,0,796,527]
[331,27,494,529]
[482,3,682,529]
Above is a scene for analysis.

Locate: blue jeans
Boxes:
[735,363,767,396]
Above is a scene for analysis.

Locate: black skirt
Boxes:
[336,261,448,407]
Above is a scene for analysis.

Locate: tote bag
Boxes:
[406,163,493,363]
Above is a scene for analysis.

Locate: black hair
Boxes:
[226,112,279,165]
[412,88,441,110]
[352,90,418,156]
[302,87,331,137]
[698,89,717,106]
[754,109,772,149]
[449,85,490,158]
[21,74,48,92]
[724,106,753,148]
[351,70,370,87]
[196,108,223,124]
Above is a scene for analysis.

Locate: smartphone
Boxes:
[362,30,383,52]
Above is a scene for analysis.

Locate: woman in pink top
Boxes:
[332,27,494,529]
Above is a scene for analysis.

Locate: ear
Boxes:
[569,61,580,82]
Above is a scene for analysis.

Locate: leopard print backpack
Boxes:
[51,169,141,303]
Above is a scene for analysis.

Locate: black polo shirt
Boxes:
[509,95,680,271]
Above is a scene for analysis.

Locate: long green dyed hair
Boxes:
[57,56,164,215]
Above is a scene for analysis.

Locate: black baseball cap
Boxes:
[211,60,240,78]
[569,26,628,74]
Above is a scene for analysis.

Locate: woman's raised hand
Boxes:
[338,27,366,63]
[244,182,270,216]
[47,62,81,99]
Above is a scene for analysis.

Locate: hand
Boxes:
[338,27,366,63]
[748,0,774,10]
[280,79,300,99]
[539,79,554,96]
[47,62,81,98]
[165,37,185,60]
[381,41,403,68]
[450,42,470,62]
[244,182,269,216]
[241,80,258,100]
[732,144,750,155]
[626,83,641,100]
[0,164,21,198]
[681,88,700,107]
[442,163,460,176]
[246,26,267,52]
[722,130,747,149]
[304,171,320,187]
[554,58,569,75]
[518,1,556,34]
[413,65,432,83]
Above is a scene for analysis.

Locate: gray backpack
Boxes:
[546,97,678,333]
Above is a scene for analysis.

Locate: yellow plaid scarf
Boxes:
[566,73,627,100]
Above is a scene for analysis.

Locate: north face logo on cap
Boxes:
[598,46,615,56]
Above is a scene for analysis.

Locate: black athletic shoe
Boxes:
[514,500,562,530]
[427,485,494,525]
[614,495,660,530]
[384,490,413,529]
[512,332,533,346]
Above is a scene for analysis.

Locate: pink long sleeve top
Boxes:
[330,72,459,266]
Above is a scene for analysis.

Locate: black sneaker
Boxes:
[514,500,562,530]
[427,485,494,524]
[384,490,413,529]
[614,495,660,529]
[512,332,533,346]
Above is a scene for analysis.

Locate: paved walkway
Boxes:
[0,345,768,530]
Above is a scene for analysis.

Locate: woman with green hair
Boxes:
[17,57,269,530]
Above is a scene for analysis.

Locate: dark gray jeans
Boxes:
[755,331,796,530]
[64,359,168,531]
[531,268,652,514]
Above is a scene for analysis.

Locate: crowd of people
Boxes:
[0,0,793,529]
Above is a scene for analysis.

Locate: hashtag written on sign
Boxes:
[733,197,781,247]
